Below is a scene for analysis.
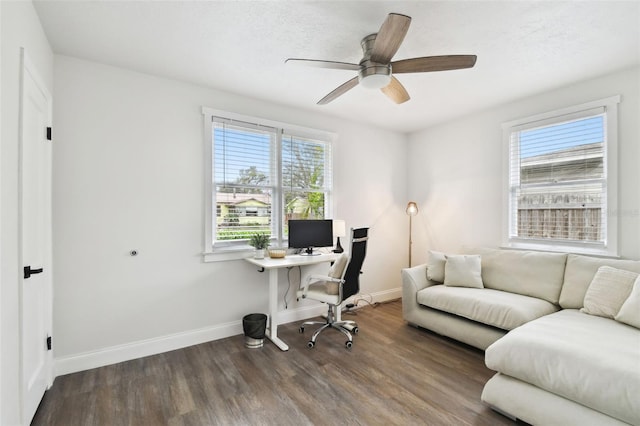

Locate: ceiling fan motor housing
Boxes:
[358,34,392,88]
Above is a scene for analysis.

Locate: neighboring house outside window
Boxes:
[202,108,334,259]
[503,96,620,256]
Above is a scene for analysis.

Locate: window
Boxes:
[202,108,333,258]
[503,96,620,256]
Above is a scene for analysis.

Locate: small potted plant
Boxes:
[249,233,270,259]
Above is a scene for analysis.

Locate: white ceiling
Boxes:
[33,1,640,133]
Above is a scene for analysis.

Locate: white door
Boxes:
[19,49,53,425]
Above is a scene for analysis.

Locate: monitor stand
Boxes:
[300,246,320,256]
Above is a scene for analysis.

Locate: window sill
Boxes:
[502,240,619,259]
[203,246,255,262]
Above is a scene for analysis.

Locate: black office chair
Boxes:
[297,227,369,349]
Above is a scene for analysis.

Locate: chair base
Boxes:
[299,305,358,349]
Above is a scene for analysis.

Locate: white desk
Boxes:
[245,252,339,351]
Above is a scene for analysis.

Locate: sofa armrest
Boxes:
[401,264,437,321]
[402,264,431,292]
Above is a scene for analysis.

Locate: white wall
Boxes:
[1,1,54,424]
[52,55,407,372]
[407,67,640,264]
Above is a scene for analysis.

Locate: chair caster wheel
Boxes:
[345,341,353,349]
[352,327,359,334]
[299,327,304,333]
[307,341,315,348]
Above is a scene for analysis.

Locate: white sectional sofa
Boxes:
[401,248,640,425]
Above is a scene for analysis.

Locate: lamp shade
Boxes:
[332,219,346,237]
[406,201,419,216]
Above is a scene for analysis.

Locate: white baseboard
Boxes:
[346,287,401,307]
[54,319,243,377]
[54,287,400,376]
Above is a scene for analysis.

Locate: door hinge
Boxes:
[46,336,52,351]
[46,127,52,141]
[24,265,44,279]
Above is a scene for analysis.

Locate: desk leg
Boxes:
[266,268,289,351]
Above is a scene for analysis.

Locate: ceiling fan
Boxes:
[286,13,477,105]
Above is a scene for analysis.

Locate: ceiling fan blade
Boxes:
[317,77,359,105]
[392,55,477,74]
[285,58,360,71]
[381,76,410,104]
[370,13,412,63]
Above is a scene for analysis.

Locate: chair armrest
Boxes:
[305,274,342,284]
[298,274,343,299]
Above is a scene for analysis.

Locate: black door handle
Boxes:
[24,266,44,279]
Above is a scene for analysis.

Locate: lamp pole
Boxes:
[408,215,413,267]
[406,202,418,267]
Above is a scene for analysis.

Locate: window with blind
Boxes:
[202,108,333,255]
[503,96,620,255]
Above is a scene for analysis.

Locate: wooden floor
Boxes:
[33,300,517,425]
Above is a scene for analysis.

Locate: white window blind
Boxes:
[509,113,605,242]
[213,118,276,242]
[503,96,620,256]
[508,107,609,247]
[205,110,333,252]
[282,134,332,225]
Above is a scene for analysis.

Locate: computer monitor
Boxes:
[288,219,334,256]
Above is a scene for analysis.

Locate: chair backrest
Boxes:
[342,228,369,300]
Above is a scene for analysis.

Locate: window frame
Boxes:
[501,95,620,257]
[202,107,335,261]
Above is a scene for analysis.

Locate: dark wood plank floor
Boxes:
[33,300,516,425]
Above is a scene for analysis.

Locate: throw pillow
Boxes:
[615,276,640,329]
[326,253,349,295]
[581,266,638,319]
[427,250,447,283]
[443,255,484,288]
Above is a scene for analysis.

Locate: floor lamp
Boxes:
[406,202,418,267]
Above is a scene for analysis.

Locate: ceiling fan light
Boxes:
[359,73,392,89]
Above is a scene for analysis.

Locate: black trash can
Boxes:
[242,313,267,348]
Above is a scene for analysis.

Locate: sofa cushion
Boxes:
[417,285,558,330]
[485,309,640,425]
[482,373,632,426]
[443,255,484,288]
[426,250,446,283]
[470,248,567,304]
[581,266,637,319]
[559,254,640,309]
[616,276,640,329]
